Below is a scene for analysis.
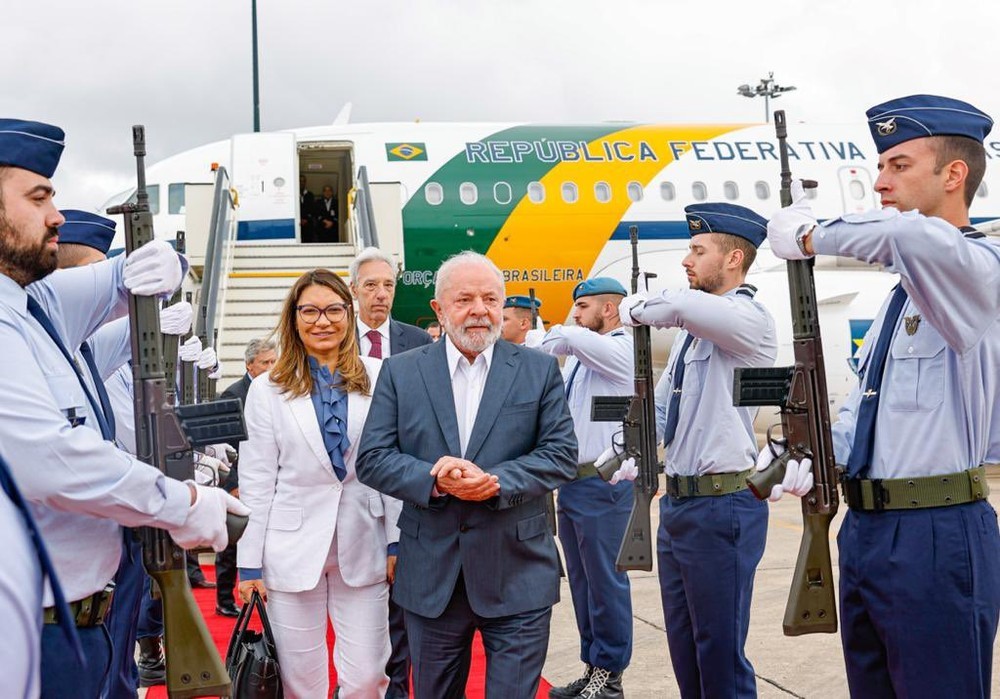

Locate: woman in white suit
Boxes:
[237,269,401,699]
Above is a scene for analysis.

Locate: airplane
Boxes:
[98,107,1000,421]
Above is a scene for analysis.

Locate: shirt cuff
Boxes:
[238,567,263,581]
[387,543,399,557]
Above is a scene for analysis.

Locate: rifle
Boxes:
[180,291,196,407]
[732,109,839,636]
[590,226,660,571]
[108,125,249,697]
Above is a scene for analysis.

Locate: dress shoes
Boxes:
[215,600,241,617]
[190,577,217,589]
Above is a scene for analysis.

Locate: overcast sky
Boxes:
[5,0,998,208]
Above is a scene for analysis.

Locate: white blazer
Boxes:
[236,356,401,592]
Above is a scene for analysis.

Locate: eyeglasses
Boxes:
[296,303,350,324]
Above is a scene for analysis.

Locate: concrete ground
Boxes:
[542,475,1000,698]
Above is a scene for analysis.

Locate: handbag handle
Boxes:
[225,589,257,666]
[249,589,279,649]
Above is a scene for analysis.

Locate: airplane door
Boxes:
[230,133,297,241]
[369,182,405,266]
[838,166,878,215]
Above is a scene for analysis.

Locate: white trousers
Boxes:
[267,550,390,699]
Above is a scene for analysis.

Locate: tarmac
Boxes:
[542,474,1000,698]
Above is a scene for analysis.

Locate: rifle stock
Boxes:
[733,110,839,635]
[108,125,234,696]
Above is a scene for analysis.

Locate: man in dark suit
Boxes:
[312,184,339,243]
[357,251,578,699]
[352,246,432,360]
[299,175,317,243]
[214,337,277,616]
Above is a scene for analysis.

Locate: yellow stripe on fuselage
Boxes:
[487,124,743,323]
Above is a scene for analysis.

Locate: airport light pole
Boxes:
[252,0,260,132]
[737,73,796,122]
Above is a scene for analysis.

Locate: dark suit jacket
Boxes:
[356,339,577,618]
[219,373,252,491]
[389,318,433,355]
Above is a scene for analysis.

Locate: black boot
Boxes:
[137,636,166,687]
[549,665,593,698]
[578,667,624,699]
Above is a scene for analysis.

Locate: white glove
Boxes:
[168,482,250,552]
[208,363,223,381]
[203,443,238,467]
[534,316,545,331]
[618,293,647,327]
[524,328,546,348]
[179,336,202,362]
[755,444,814,502]
[197,346,218,370]
[159,300,193,336]
[767,179,817,261]
[595,445,638,485]
[193,450,230,487]
[123,239,184,296]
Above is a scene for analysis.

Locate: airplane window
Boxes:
[460,182,478,205]
[849,180,866,200]
[527,182,545,204]
[494,182,512,205]
[594,182,611,203]
[723,181,739,201]
[977,182,989,198]
[562,183,579,204]
[660,182,676,201]
[691,182,708,201]
[755,181,770,200]
[627,182,643,202]
[424,182,444,206]
[168,183,186,215]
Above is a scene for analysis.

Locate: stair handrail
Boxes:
[354,165,380,250]
[195,166,238,342]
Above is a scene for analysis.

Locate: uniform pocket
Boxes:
[887,324,946,412]
[266,508,303,532]
[368,495,385,518]
[43,372,87,424]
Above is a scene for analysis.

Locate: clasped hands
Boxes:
[430,456,500,501]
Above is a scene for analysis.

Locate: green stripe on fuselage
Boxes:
[397,124,627,325]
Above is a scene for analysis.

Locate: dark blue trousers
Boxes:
[557,476,633,673]
[136,572,163,640]
[103,534,144,698]
[838,500,1000,698]
[386,589,411,698]
[41,623,112,699]
[657,490,767,699]
[404,575,551,699]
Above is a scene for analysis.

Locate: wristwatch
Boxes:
[795,225,815,258]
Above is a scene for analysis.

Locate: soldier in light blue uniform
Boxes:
[533,278,632,699]
[609,205,776,698]
[501,294,542,346]
[0,119,249,699]
[765,95,1000,698]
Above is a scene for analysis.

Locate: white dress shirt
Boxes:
[445,337,494,457]
[358,317,392,358]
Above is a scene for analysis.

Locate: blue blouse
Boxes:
[307,357,350,480]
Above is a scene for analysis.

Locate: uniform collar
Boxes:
[0,273,28,317]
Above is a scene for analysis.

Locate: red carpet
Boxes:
[147,566,553,698]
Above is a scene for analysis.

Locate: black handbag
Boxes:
[225,590,283,699]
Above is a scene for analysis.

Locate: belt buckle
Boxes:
[869,479,889,512]
[666,476,680,498]
[841,476,862,509]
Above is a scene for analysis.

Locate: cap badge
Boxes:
[876,117,898,136]
[688,218,702,230]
